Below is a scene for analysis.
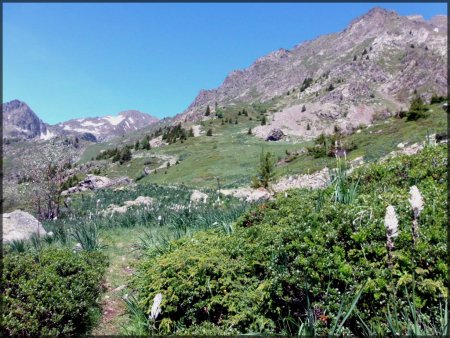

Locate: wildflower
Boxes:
[408,185,424,218]
[149,293,163,321]
[409,185,424,244]
[384,205,399,238]
[384,205,399,269]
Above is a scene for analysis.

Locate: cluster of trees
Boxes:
[300,77,313,92]
[162,123,194,144]
[307,132,357,158]
[95,145,133,164]
[221,117,238,125]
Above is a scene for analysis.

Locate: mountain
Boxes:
[2,100,49,140]
[2,100,159,142]
[178,7,447,136]
[53,110,159,141]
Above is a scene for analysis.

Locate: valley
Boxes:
[2,6,448,336]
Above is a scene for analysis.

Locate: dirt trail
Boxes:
[92,229,140,335]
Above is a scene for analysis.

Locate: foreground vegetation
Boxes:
[127,144,447,335]
[2,248,107,335]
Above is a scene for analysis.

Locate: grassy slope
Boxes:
[80,103,447,188]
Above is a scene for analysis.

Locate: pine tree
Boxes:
[251,150,276,189]
[205,105,211,116]
[207,128,213,136]
[119,147,132,164]
[247,128,252,135]
[134,140,140,150]
[302,105,306,112]
[261,115,267,126]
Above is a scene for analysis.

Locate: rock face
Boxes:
[62,175,133,195]
[3,210,47,243]
[2,100,49,140]
[178,7,447,128]
[265,128,284,141]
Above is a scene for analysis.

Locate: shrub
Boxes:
[430,94,447,104]
[2,248,107,336]
[406,96,428,121]
[131,145,447,335]
[206,129,213,136]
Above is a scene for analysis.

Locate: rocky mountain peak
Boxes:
[2,99,48,139]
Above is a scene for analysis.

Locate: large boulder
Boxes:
[190,190,208,204]
[265,128,284,141]
[3,210,47,243]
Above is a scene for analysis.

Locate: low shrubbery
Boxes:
[130,144,447,335]
[2,248,107,336]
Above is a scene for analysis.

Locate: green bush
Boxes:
[131,145,447,335]
[2,248,107,336]
[406,96,428,121]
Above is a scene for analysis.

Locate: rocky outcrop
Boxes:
[62,175,134,195]
[221,187,272,203]
[3,210,47,243]
[265,128,284,141]
[102,196,154,215]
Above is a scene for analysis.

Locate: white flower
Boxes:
[384,205,399,238]
[157,215,162,221]
[47,231,54,237]
[149,293,163,321]
[409,185,424,217]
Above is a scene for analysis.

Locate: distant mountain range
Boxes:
[2,99,159,142]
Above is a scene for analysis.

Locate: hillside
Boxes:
[178,8,446,139]
[2,6,449,336]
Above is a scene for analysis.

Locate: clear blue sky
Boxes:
[3,3,447,124]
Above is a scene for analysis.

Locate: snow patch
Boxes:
[40,130,56,140]
[103,115,125,126]
[434,27,439,33]
[81,120,105,127]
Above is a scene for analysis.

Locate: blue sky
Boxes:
[3,3,447,124]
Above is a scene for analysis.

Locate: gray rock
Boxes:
[2,210,47,243]
[190,190,208,204]
[62,175,134,195]
[266,128,284,141]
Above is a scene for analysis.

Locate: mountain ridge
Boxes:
[2,100,159,142]
[177,7,447,133]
